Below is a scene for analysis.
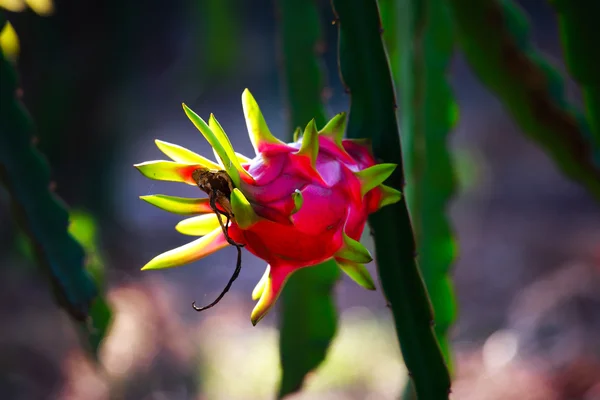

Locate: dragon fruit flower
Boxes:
[134,89,402,325]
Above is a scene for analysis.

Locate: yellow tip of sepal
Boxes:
[175,214,222,236]
[181,103,241,187]
[208,114,256,184]
[252,265,270,301]
[141,228,229,270]
[140,194,213,215]
[134,160,203,186]
[154,139,221,169]
[250,265,294,325]
[241,89,285,155]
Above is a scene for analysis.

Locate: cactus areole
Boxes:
[134,89,402,325]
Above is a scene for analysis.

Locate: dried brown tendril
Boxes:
[191,169,245,312]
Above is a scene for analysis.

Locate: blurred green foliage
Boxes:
[0,11,111,358]
[551,0,600,152]
[445,0,600,199]
[17,210,107,286]
[202,0,240,77]
[14,210,113,357]
[67,210,112,357]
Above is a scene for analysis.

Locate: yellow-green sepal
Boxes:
[252,265,270,301]
[208,114,255,183]
[355,163,397,196]
[335,257,376,290]
[378,184,403,209]
[230,188,260,229]
[140,194,213,215]
[141,229,228,270]
[154,139,221,169]
[181,103,241,187]
[175,214,222,236]
[241,89,286,155]
[319,112,347,145]
[134,160,202,185]
[296,119,319,169]
[334,232,373,264]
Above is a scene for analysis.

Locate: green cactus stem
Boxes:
[331,1,451,399]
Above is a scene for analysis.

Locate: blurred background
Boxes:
[1,0,600,399]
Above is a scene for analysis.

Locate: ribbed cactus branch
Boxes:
[378,0,401,86]
[275,0,340,397]
[331,1,451,399]
[445,0,600,198]
[550,0,600,151]
[397,0,458,371]
[0,12,110,357]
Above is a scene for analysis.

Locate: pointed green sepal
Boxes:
[175,214,222,236]
[140,194,213,215]
[296,119,319,169]
[230,188,260,229]
[208,114,255,183]
[252,265,270,301]
[355,163,397,196]
[318,113,354,164]
[154,139,221,169]
[335,257,376,290]
[134,160,203,186]
[251,264,294,325]
[378,184,403,209]
[334,232,373,264]
[293,127,302,142]
[319,112,347,144]
[291,189,303,215]
[141,228,228,270]
[181,103,241,187]
[241,89,285,154]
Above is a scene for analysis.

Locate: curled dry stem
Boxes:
[191,169,245,312]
